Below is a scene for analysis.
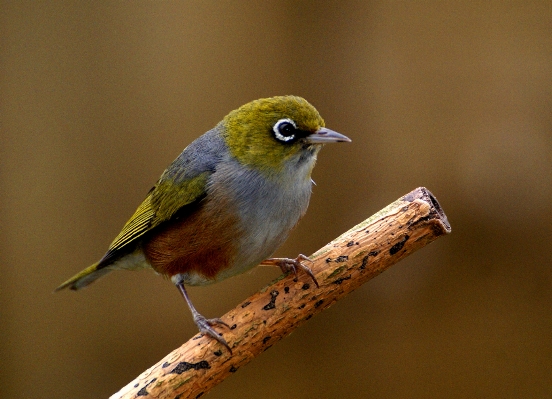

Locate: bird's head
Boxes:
[221,96,350,176]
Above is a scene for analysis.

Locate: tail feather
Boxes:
[55,262,112,291]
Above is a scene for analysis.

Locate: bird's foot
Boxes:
[175,281,233,354]
[193,314,232,354]
[261,254,319,288]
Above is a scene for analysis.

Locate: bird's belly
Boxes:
[141,199,242,285]
[143,201,305,286]
[143,166,312,286]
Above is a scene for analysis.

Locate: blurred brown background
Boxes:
[2,1,551,398]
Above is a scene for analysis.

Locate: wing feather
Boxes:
[97,127,225,266]
[105,195,156,254]
[98,173,209,266]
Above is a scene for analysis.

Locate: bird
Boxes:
[56,95,351,353]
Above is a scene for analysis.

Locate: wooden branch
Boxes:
[111,187,451,399]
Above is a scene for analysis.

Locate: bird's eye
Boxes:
[273,118,297,142]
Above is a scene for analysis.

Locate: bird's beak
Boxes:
[306,127,351,144]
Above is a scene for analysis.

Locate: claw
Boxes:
[261,254,319,288]
[193,315,232,354]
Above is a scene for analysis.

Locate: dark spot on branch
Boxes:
[301,283,310,290]
[229,365,238,373]
[230,324,237,330]
[306,314,313,320]
[134,383,139,388]
[136,378,157,396]
[162,362,171,368]
[284,286,290,294]
[333,275,351,285]
[263,290,279,310]
[196,393,204,399]
[389,235,410,255]
[359,251,379,270]
[326,258,332,263]
[314,300,324,308]
[346,240,355,247]
[241,301,251,308]
[171,361,210,375]
[263,336,271,344]
[298,303,306,309]
[335,255,348,262]
[213,350,222,356]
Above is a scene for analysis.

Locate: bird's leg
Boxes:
[260,254,319,288]
[175,281,232,354]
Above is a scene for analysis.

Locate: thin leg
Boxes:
[175,282,232,354]
[260,254,319,288]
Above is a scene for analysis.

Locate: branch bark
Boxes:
[111,187,451,399]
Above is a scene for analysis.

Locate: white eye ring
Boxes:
[273,118,297,142]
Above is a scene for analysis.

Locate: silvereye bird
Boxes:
[56,95,351,352]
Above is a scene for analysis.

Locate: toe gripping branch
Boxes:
[260,254,319,288]
[176,282,232,353]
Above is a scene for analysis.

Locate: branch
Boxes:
[111,187,451,399]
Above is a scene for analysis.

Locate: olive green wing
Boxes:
[54,171,210,292]
[99,171,210,266]
[52,127,227,291]
[98,127,226,266]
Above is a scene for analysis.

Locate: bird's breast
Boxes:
[211,158,314,281]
